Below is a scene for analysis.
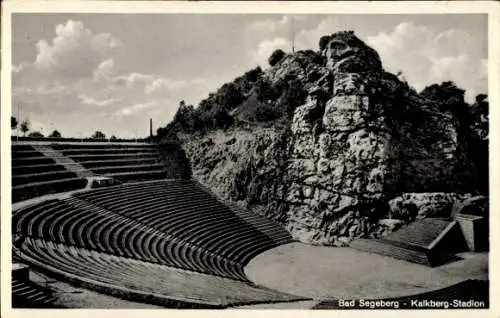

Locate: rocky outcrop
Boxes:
[179,31,484,246]
[451,195,489,218]
[388,193,472,221]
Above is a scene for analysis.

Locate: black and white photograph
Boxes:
[2,1,497,314]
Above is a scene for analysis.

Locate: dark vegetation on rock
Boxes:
[268,49,286,66]
[154,30,488,245]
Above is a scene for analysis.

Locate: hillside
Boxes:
[156,31,488,245]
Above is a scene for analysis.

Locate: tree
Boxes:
[110,135,117,141]
[11,117,17,130]
[468,93,489,194]
[420,81,466,106]
[20,120,30,137]
[242,66,262,83]
[475,93,488,104]
[91,131,106,140]
[319,35,331,51]
[28,131,44,138]
[470,94,488,140]
[49,130,61,138]
[420,81,469,129]
[173,100,197,132]
[268,49,286,66]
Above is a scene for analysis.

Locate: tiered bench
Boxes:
[13,180,299,307]
[350,218,466,266]
[50,143,165,182]
[12,145,87,202]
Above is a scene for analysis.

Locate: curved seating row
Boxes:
[13,163,67,176]
[74,180,292,265]
[227,204,293,244]
[12,145,88,202]
[12,178,88,203]
[54,148,158,156]
[13,180,293,280]
[18,237,302,307]
[12,143,169,202]
[50,143,155,150]
[83,164,164,175]
[47,143,166,182]
[78,157,160,168]
[13,197,246,281]
[13,170,79,187]
[12,156,55,167]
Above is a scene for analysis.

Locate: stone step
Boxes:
[350,218,461,267]
[32,145,95,178]
[350,238,431,266]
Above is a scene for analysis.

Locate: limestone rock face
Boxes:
[180,31,482,246]
[281,32,398,244]
[182,128,290,222]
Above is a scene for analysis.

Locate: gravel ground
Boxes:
[244,242,488,300]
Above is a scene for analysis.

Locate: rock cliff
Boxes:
[171,31,486,245]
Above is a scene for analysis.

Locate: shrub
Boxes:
[49,130,62,138]
[28,131,44,138]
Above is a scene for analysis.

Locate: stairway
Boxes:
[350,218,465,267]
[32,145,95,178]
[12,263,60,308]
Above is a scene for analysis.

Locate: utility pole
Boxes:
[291,15,295,54]
[149,118,153,138]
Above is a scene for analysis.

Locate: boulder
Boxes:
[388,192,472,220]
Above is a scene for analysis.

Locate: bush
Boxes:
[268,49,286,66]
[28,131,44,138]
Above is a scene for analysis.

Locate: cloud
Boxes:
[115,101,157,117]
[93,58,116,82]
[11,19,204,138]
[145,78,187,95]
[12,62,30,74]
[110,72,190,96]
[112,72,154,87]
[32,20,122,79]
[367,22,487,102]
[12,16,487,138]
[78,94,119,107]
[294,16,344,51]
[251,37,289,67]
[249,15,292,34]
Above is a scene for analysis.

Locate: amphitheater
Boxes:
[11,140,489,309]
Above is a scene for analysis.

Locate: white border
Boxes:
[2,1,499,318]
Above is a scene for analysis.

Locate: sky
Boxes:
[12,14,487,138]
